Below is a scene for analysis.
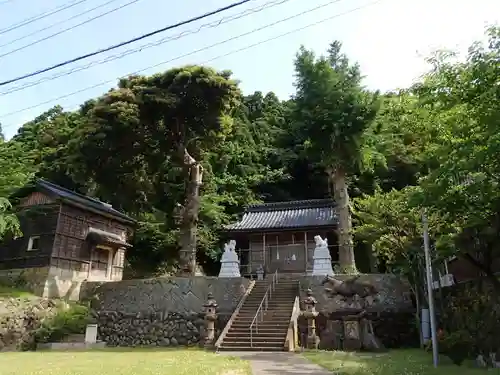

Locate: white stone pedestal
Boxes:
[311,235,334,276]
[218,240,241,278]
[85,324,98,344]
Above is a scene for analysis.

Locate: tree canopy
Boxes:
[1,26,499,281]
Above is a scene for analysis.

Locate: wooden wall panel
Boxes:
[19,192,54,207]
[52,204,132,274]
[0,204,59,265]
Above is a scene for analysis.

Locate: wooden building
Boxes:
[224,199,338,276]
[0,179,135,299]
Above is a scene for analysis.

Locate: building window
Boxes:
[27,236,40,251]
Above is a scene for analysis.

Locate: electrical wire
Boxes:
[0,0,16,5]
[0,0,383,124]
[0,0,90,36]
[0,0,126,50]
[0,0,293,96]
[0,0,254,87]
[0,0,143,58]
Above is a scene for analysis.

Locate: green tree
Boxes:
[415,26,500,289]
[291,41,381,272]
[0,141,35,197]
[0,198,20,240]
[71,66,240,275]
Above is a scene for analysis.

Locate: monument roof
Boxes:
[224,199,337,232]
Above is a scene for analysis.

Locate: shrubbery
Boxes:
[21,303,90,350]
[438,281,500,366]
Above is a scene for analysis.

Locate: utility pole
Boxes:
[422,209,439,367]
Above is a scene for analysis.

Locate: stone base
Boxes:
[306,334,320,349]
[311,258,334,276]
[218,262,241,278]
[0,266,121,300]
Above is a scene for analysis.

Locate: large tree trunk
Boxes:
[177,147,203,276]
[330,166,357,272]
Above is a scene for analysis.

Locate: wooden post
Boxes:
[304,231,308,275]
[106,249,113,280]
[262,233,266,273]
[276,234,279,272]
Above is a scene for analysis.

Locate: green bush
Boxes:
[34,303,90,344]
[437,330,474,366]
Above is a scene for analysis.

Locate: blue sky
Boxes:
[0,0,499,139]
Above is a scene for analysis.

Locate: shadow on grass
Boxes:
[0,285,34,298]
[303,349,487,375]
[1,348,252,375]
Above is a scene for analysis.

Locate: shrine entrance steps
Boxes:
[217,277,298,352]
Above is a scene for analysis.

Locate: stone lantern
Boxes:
[203,292,218,348]
[301,288,319,349]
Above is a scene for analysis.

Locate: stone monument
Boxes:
[218,240,241,278]
[203,292,218,348]
[320,275,385,352]
[312,235,334,276]
[301,289,320,349]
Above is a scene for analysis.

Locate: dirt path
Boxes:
[219,352,332,375]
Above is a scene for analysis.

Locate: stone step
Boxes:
[223,339,286,345]
[224,330,286,341]
[236,312,292,318]
[230,323,289,329]
[245,300,296,304]
[230,321,290,326]
[232,318,291,324]
[228,328,287,334]
[217,346,285,352]
[244,299,295,303]
[235,313,290,318]
[233,316,291,321]
[245,298,296,302]
[239,305,293,310]
[242,304,293,308]
[221,340,285,348]
[237,309,292,318]
[242,305,294,309]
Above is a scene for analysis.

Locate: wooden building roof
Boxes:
[224,199,337,232]
[15,179,135,225]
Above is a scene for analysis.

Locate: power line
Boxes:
[0,0,254,87]
[0,0,142,58]
[0,0,125,50]
[0,0,16,5]
[0,0,383,124]
[0,0,90,36]
[0,0,293,96]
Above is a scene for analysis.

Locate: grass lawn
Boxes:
[0,348,251,375]
[304,349,488,374]
[0,285,34,298]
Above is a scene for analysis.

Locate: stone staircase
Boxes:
[217,276,298,351]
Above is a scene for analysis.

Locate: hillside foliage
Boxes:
[1,26,499,280]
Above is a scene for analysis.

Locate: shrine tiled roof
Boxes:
[224,199,337,232]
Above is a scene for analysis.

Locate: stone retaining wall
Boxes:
[80,276,250,347]
[297,274,417,350]
[299,274,413,313]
